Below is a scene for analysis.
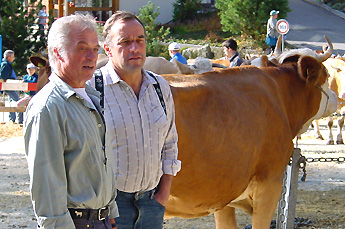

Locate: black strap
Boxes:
[146,71,167,115]
[93,70,166,116]
[94,69,104,110]
[229,52,239,63]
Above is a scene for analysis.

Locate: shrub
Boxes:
[215,0,290,40]
[138,1,170,59]
[172,0,202,22]
[0,0,52,76]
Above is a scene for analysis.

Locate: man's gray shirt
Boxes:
[24,73,118,228]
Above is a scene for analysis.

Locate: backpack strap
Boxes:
[94,69,104,111]
[146,71,167,115]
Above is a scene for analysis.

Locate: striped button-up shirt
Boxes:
[88,62,181,193]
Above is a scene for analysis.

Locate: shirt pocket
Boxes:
[151,104,168,129]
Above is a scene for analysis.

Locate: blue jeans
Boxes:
[115,189,165,229]
[5,90,23,123]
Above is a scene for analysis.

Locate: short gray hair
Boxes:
[3,50,14,59]
[47,14,98,70]
[103,11,145,47]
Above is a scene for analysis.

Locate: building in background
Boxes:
[41,0,176,24]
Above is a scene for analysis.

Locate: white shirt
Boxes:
[88,62,181,192]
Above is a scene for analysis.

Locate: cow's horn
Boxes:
[317,35,333,62]
[274,35,282,56]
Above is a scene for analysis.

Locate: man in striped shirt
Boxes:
[90,11,181,228]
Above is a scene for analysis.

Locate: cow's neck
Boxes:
[273,66,320,138]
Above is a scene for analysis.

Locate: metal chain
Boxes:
[299,156,344,182]
[305,157,345,162]
[331,113,345,117]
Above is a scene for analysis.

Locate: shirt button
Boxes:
[144,144,147,148]
[76,96,80,99]
[98,124,102,128]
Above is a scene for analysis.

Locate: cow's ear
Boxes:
[30,56,47,68]
[297,56,322,85]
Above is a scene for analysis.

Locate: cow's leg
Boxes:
[251,180,283,228]
[336,116,344,144]
[214,206,237,229]
[313,120,324,140]
[327,116,334,145]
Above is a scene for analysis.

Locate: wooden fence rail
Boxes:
[0,82,37,113]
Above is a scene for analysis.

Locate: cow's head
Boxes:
[282,36,338,134]
[30,56,51,93]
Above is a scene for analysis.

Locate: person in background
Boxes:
[0,50,23,124]
[38,5,48,34]
[168,42,187,64]
[222,38,243,67]
[88,11,181,229]
[24,14,118,229]
[266,10,279,54]
[23,63,38,96]
[16,63,39,107]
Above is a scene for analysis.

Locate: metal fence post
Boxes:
[277,148,301,229]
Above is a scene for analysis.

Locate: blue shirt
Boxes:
[0,58,14,81]
[170,52,187,64]
[23,73,38,95]
[24,73,118,228]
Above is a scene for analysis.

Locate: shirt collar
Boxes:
[102,61,156,86]
[49,72,99,100]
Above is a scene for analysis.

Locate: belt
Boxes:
[68,206,109,221]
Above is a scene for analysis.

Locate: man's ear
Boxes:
[104,44,112,57]
[53,47,63,61]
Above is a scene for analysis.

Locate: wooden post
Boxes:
[112,0,119,13]
[58,0,64,17]
[67,0,75,15]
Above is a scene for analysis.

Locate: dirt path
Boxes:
[1,123,344,228]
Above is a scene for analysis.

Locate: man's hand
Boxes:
[110,218,117,229]
[154,174,173,206]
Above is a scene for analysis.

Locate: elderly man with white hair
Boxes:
[24,14,118,229]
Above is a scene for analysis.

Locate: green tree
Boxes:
[172,0,202,22]
[215,0,290,40]
[138,1,170,58]
[0,0,47,76]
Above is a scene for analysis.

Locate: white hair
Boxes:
[3,50,14,59]
[47,13,98,71]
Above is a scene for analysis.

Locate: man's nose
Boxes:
[129,41,139,52]
[86,49,97,59]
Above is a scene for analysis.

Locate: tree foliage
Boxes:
[0,0,48,76]
[215,0,291,40]
[138,1,170,58]
[172,0,202,22]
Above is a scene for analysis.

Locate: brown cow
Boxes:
[163,37,336,228]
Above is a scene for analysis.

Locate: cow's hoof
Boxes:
[316,134,324,140]
[327,140,334,145]
[336,140,344,144]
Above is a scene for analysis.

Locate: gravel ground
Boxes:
[0,121,344,228]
